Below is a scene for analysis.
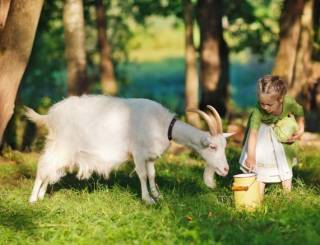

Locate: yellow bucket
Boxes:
[232,173,261,211]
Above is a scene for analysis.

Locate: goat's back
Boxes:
[46,95,175,159]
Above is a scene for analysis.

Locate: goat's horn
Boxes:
[206,105,223,134]
[187,109,217,136]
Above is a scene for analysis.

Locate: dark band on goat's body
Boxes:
[168,117,177,141]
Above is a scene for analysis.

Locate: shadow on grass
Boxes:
[0,203,43,234]
[49,169,140,196]
[47,148,243,199]
[294,167,320,187]
[34,145,319,203]
[49,163,208,199]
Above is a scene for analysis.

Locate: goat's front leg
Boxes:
[133,155,155,204]
[203,166,216,188]
[147,161,161,200]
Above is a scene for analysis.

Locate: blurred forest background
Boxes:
[0,0,319,151]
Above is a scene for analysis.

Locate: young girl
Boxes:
[239,75,305,198]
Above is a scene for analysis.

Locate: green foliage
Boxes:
[20,0,66,107]
[12,0,293,149]
[20,0,281,110]
[224,0,283,59]
[1,147,320,243]
[130,0,182,22]
[19,0,281,108]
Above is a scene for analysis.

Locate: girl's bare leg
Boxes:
[259,181,266,201]
[282,179,292,193]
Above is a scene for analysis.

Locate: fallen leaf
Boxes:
[186,216,193,221]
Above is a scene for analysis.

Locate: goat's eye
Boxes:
[209,145,217,151]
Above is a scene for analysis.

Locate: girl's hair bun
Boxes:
[258,75,288,98]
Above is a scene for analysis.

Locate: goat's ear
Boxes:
[200,136,211,147]
[223,132,236,138]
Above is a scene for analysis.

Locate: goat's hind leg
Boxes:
[29,175,43,203]
[29,170,50,203]
[37,179,49,200]
[29,155,49,203]
[29,151,64,203]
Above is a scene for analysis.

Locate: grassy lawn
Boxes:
[1,146,320,244]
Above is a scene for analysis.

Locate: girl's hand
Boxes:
[287,130,303,142]
[245,155,256,172]
[287,117,304,143]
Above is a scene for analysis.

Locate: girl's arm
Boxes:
[245,129,258,171]
[289,116,304,141]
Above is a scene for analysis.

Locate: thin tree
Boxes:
[197,0,229,117]
[272,0,305,91]
[292,0,314,100]
[0,0,44,144]
[310,0,320,112]
[63,0,89,96]
[95,0,118,95]
[183,0,200,127]
[273,0,316,106]
[273,0,320,131]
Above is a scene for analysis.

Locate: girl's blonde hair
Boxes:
[258,75,288,99]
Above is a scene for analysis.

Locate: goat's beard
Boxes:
[203,166,216,188]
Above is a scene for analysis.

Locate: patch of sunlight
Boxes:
[128,16,184,62]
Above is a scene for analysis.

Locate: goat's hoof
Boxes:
[38,195,45,201]
[151,192,162,200]
[143,196,156,205]
[29,197,38,203]
[205,183,216,189]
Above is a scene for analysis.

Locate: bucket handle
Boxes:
[232,179,257,191]
[232,186,249,191]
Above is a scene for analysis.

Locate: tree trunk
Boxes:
[63,0,88,96]
[310,62,320,110]
[272,0,304,86]
[197,0,229,117]
[95,0,118,95]
[308,0,320,111]
[274,0,320,130]
[292,0,314,100]
[183,0,200,127]
[313,0,319,61]
[0,0,11,29]
[0,0,44,144]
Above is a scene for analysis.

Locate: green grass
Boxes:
[1,147,320,244]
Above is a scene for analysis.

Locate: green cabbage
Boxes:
[273,116,298,143]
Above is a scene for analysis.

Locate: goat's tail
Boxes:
[24,106,48,128]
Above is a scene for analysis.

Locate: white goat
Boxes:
[25,95,233,204]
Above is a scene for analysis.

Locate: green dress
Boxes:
[246,96,304,167]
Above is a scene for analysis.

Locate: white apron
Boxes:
[239,124,292,183]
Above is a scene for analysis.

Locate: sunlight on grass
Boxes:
[128,16,184,62]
